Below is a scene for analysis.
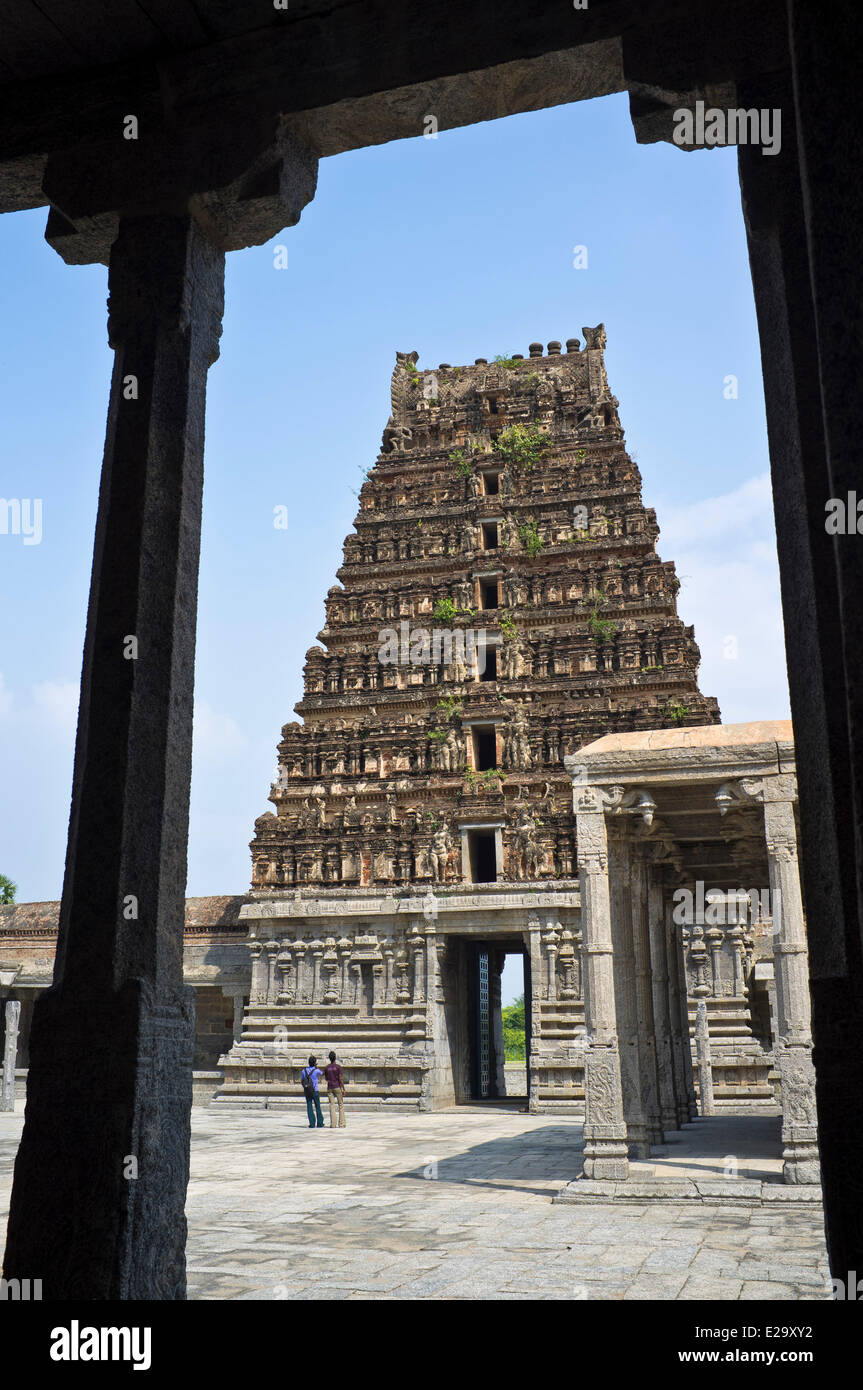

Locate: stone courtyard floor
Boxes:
[0,1107,831,1300]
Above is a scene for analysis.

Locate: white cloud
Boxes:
[656,473,773,548]
[31,679,81,736]
[192,701,249,763]
[653,473,790,724]
[0,674,13,719]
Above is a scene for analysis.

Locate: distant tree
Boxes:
[0,874,17,905]
[502,993,526,1061]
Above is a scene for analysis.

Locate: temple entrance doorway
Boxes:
[444,937,531,1104]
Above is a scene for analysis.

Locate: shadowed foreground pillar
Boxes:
[2,214,224,1299]
[787,0,863,1277]
[738,15,863,1277]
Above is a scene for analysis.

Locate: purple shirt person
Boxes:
[324,1050,347,1128]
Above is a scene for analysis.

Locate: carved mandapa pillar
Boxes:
[575,794,629,1179]
[646,879,678,1134]
[760,782,821,1184]
[694,999,715,1117]
[1,999,21,1112]
[622,845,662,1150]
[607,830,648,1156]
[2,213,224,1299]
[670,891,698,1124]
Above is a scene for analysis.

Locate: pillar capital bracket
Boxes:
[573,781,656,823]
[716,773,797,815]
[604,785,658,826]
[43,118,318,266]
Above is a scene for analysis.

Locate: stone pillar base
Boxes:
[583,1149,630,1181]
[782,1159,822,1185]
[775,1043,820,1186]
[583,1123,630,1180]
[782,1137,821,1185]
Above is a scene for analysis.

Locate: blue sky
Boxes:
[0,93,788,957]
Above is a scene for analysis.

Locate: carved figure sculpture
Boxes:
[429,821,451,883]
[502,636,522,681]
[515,808,542,879]
[442,726,462,774]
[505,704,532,769]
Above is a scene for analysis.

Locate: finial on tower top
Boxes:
[581,324,607,351]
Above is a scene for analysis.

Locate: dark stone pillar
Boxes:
[2,214,224,1299]
[738,26,863,1279]
[788,0,863,1280]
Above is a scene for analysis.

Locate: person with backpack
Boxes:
[323,1050,347,1128]
[300,1055,324,1128]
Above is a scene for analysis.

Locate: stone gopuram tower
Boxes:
[217,329,720,1111]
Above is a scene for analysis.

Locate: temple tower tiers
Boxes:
[252,329,719,893]
[220,330,720,1112]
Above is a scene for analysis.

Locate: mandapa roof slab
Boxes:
[578,720,793,757]
[567,721,796,786]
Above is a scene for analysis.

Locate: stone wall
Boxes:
[0,897,250,1108]
[193,989,236,1071]
[214,884,585,1112]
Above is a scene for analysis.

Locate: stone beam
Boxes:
[623,0,787,145]
[0,0,790,216]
